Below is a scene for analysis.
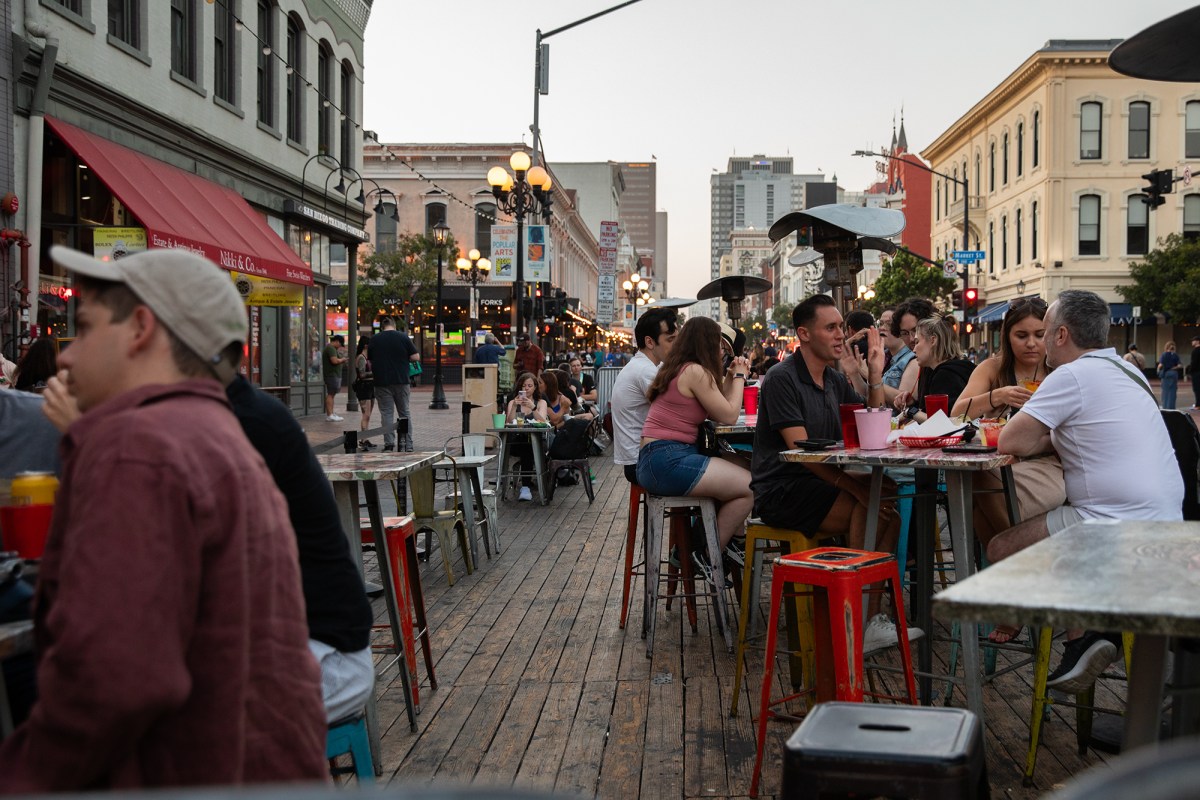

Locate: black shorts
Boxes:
[753,480,839,536]
[353,380,375,402]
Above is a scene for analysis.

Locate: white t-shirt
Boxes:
[610,351,659,466]
[1019,348,1183,521]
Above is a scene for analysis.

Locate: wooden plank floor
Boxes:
[362,456,1125,798]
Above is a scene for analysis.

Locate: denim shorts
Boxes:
[636,439,709,497]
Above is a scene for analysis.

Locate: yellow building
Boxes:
[923,39,1200,350]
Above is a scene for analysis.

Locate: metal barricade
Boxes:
[594,366,623,415]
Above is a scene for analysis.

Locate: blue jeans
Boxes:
[1161,370,1179,410]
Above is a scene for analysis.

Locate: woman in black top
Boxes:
[894,315,975,423]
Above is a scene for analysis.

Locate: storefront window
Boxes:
[288,303,305,383]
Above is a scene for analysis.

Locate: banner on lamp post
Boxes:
[489,225,516,283]
[526,224,551,282]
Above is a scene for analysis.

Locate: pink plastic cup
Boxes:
[854,408,893,450]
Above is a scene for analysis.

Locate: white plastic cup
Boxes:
[854,408,893,450]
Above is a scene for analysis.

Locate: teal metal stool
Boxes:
[327,714,375,783]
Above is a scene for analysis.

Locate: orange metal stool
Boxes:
[618,482,648,630]
[360,515,436,709]
[750,547,918,798]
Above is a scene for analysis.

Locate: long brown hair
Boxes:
[510,371,542,403]
[995,297,1050,388]
[647,316,724,402]
[539,370,560,404]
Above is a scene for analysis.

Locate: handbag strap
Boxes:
[1083,353,1158,405]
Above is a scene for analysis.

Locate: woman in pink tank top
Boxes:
[637,318,754,570]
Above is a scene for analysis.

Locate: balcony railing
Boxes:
[949,195,985,224]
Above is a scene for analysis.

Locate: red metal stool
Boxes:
[618,482,648,630]
[360,515,436,709]
[750,547,918,798]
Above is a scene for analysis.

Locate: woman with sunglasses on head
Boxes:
[637,317,754,583]
[951,297,1066,642]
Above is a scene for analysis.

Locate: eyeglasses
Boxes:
[899,328,917,340]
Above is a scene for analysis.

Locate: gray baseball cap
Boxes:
[51,245,247,383]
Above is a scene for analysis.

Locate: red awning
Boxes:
[47,117,312,286]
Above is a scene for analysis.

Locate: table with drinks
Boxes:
[780,409,1020,722]
[488,414,554,505]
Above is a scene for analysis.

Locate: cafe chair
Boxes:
[409,458,473,586]
[326,713,374,783]
[776,703,988,800]
[730,518,825,718]
[438,434,502,560]
[750,548,918,798]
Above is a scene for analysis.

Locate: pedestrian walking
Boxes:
[368,316,419,451]
[1158,341,1183,410]
[1189,335,1200,409]
[354,336,376,448]
[322,334,347,421]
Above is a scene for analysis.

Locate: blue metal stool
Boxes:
[326,714,375,783]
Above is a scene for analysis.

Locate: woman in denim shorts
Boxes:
[636,317,754,567]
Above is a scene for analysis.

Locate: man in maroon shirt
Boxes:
[0,247,326,792]
[513,333,544,376]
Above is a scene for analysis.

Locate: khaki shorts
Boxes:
[1045,505,1085,536]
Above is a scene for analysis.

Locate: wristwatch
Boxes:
[904,405,920,421]
[734,373,747,380]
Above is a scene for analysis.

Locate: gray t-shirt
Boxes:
[750,354,863,498]
[0,390,61,479]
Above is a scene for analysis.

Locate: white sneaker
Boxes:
[518,486,533,502]
[862,613,925,654]
[327,414,344,422]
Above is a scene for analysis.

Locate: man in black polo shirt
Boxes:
[750,294,919,653]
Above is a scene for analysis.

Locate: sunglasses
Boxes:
[1007,297,1048,312]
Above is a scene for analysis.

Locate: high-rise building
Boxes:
[618,162,657,269]
[709,155,823,317]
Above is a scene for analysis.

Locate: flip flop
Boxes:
[988,624,1024,644]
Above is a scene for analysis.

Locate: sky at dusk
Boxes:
[363,1,1189,300]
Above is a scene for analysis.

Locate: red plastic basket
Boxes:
[898,435,964,449]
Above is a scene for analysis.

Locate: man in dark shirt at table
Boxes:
[226,375,374,723]
[750,294,917,652]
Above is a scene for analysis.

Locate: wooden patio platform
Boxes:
[363,456,1124,799]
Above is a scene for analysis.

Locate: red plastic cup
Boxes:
[742,385,759,415]
[0,504,54,559]
[839,403,864,448]
[925,394,949,417]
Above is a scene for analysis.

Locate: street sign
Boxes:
[951,250,986,263]
[1184,166,1193,187]
[943,259,960,279]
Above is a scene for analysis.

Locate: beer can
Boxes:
[10,471,59,506]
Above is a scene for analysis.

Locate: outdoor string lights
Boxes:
[487,152,553,339]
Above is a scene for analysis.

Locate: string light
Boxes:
[208,0,364,130]
[368,146,518,226]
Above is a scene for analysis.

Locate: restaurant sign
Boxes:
[230,272,305,307]
[283,200,369,242]
[93,227,147,261]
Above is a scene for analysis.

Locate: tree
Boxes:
[771,302,796,333]
[1117,233,1200,323]
[864,250,957,315]
[357,231,458,324]
[737,313,769,344]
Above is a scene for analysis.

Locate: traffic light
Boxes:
[521,297,534,319]
[796,226,811,247]
[964,287,979,313]
[952,289,964,310]
[1140,168,1174,209]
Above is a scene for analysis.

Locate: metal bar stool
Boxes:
[642,495,733,658]
[618,481,648,630]
[750,547,918,798]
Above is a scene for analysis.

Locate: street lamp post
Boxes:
[621,272,651,323]
[487,151,553,340]
[456,249,491,361]
[853,149,971,343]
[429,220,450,410]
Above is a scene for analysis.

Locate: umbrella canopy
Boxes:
[1109,7,1200,81]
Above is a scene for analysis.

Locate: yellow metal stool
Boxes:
[1024,628,1134,786]
[730,518,823,717]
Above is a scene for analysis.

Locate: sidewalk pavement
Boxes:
[298,384,476,451]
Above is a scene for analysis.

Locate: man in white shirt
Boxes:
[610,307,679,483]
[993,289,1184,693]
